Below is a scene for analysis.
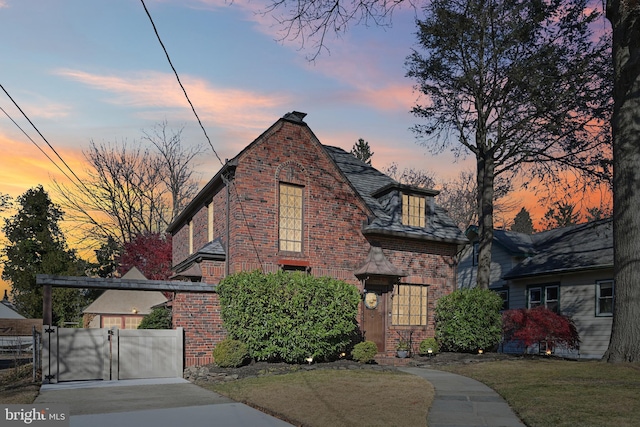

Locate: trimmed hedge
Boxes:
[435,288,503,352]
[218,270,360,363]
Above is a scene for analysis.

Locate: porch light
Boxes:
[131,308,138,314]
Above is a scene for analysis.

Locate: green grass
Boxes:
[204,369,433,427]
[442,359,640,427]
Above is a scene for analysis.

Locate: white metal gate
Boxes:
[42,326,183,383]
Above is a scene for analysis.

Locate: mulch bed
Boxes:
[185,352,529,383]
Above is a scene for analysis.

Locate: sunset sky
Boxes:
[0,0,607,297]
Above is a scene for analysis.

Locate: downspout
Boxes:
[225,178,230,277]
[220,160,236,278]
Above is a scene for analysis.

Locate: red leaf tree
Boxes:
[502,307,580,352]
[117,232,172,280]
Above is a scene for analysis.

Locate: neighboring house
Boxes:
[82,267,168,329]
[0,290,40,362]
[167,111,468,365]
[458,218,614,358]
[0,290,24,319]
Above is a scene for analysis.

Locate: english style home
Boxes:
[458,218,614,358]
[167,111,467,365]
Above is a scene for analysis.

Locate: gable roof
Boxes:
[503,218,613,280]
[167,112,467,245]
[0,291,25,319]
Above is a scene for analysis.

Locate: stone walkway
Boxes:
[399,367,526,427]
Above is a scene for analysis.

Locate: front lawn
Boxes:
[204,369,433,427]
[442,358,640,427]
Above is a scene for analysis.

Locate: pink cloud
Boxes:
[54,68,291,132]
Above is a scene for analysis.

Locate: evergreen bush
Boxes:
[435,288,503,352]
[217,270,361,363]
[419,337,440,355]
[212,338,249,368]
[351,341,378,363]
[137,307,172,329]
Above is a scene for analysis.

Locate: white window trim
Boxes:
[596,280,614,317]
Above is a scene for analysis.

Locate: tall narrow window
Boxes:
[596,280,614,316]
[402,194,426,227]
[207,202,214,242]
[279,183,303,252]
[392,284,428,326]
[188,219,194,254]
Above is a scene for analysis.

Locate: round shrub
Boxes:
[212,338,249,368]
[351,341,378,363]
[419,338,440,355]
[435,288,503,352]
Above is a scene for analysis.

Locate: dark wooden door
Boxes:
[362,291,386,352]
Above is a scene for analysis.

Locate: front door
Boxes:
[362,290,386,352]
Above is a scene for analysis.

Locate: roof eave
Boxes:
[362,228,468,245]
[503,263,614,281]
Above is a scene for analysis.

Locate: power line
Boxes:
[0,104,78,186]
[0,84,88,188]
[139,0,223,167]
[140,0,266,272]
[0,86,113,238]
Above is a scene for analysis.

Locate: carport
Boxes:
[36,274,216,383]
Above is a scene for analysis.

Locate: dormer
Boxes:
[371,183,439,228]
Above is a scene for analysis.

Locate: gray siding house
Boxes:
[458,219,614,359]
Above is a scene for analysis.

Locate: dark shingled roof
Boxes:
[168,113,467,246]
[173,238,226,275]
[354,246,407,278]
[323,145,468,245]
[503,218,613,280]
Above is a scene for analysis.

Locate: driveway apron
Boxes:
[35,377,293,427]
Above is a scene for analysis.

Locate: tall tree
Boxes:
[511,207,535,234]
[141,121,202,220]
[0,193,10,212]
[1,186,90,324]
[383,162,437,189]
[542,201,581,230]
[604,0,640,363]
[406,0,611,288]
[54,123,200,245]
[88,236,121,279]
[350,138,374,164]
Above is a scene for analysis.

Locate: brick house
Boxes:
[167,112,467,366]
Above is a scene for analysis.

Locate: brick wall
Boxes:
[171,118,460,364]
[172,292,224,366]
[374,236,458,356]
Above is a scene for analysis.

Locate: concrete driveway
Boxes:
[35,377,293,427]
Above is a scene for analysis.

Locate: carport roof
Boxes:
[36,275,217,293]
